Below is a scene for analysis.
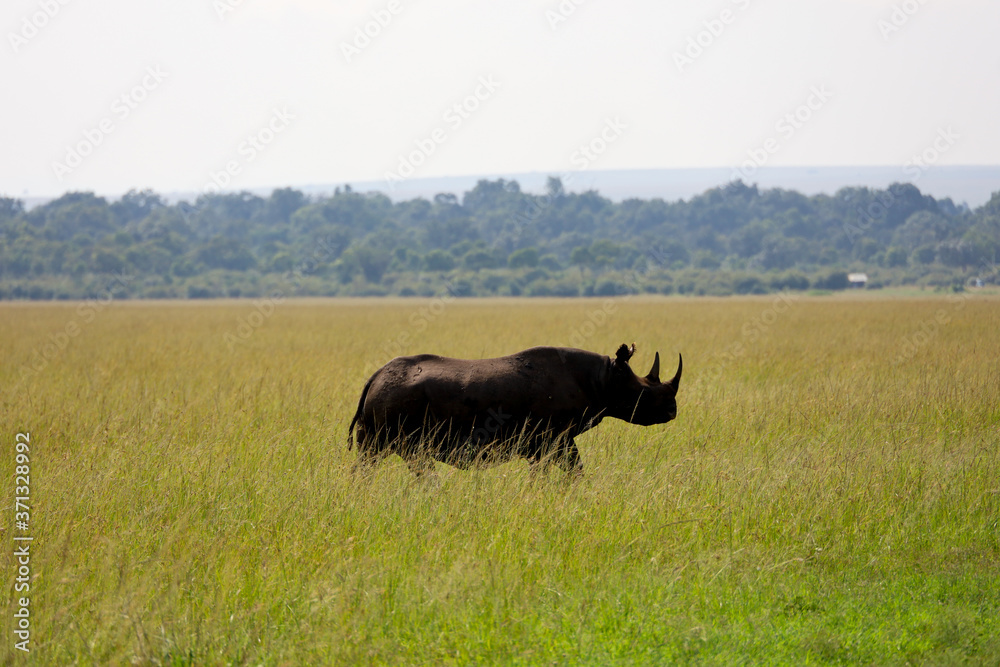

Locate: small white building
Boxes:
[848,272,868,288]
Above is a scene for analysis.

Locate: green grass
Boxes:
[2,295,999,665]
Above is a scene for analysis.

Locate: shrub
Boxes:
[814,270,849,290]
[527,279,580,297]
[769,271,810,291]
[187,285,214,298]
[594,279,635,297]
[508,247,539,269]
[734,275,766,295]
[424,249,456,272]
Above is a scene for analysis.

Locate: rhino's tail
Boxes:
[347,372,376,451]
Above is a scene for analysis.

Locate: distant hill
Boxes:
[21,166,1000,212]
[295,166,1000,208]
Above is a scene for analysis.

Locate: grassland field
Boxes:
[2,293,999,665]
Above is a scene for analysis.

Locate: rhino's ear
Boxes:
[615,343,636,365]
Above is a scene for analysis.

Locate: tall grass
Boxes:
[2,295,999,664]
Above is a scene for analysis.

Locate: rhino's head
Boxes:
[608,343,682,426]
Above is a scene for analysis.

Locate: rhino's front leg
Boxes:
[557,438,583,475]
[529,436,583,475]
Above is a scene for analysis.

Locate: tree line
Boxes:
[1,177,998,300]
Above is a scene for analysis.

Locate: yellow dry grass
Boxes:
[1,294,998,664]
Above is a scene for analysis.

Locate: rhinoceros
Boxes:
[348,343,681,473]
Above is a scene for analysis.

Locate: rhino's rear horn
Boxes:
[646,351,660,382]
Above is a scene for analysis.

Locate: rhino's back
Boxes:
[364,347,607,421]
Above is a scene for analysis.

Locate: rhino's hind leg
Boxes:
[351,449,380,474]
[403,453,436,477]
[396,427,439,478]
[351,422,391,474]
[352,440,388,474]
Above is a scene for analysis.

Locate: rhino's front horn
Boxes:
[667,353,682,389]
[646,352,660,382]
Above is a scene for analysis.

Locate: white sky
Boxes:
[3,0,998,199]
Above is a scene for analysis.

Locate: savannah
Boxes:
[2,293,999,665]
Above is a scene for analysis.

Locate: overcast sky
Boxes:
[3,0,998,199]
